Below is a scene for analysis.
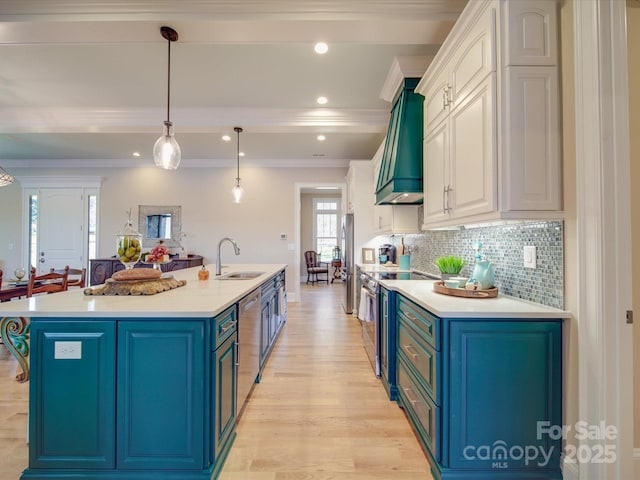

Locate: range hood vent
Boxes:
[375,77,424,205]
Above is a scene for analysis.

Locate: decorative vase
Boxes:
[472,259,495,290]
[116,211,142,270]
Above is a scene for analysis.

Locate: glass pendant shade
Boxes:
[231,126,244,203]
[0,167,14,187]
[232,180,243,203]
[153,121,181,170]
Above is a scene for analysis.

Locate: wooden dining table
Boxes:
[0,281,29,302]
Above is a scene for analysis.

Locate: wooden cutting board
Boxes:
[84,276,186,296]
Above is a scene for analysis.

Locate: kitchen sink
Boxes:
[217,271,265,280]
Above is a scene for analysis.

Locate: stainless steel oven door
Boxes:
[360,286,380,377]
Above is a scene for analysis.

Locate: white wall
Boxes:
[0,165,348,296]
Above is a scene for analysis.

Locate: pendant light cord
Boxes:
[234,127,243,182]
[166,36,171,123]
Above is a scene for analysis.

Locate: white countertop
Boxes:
[0,264,286,319]
[356,263,428,275]
[381,279,570,319]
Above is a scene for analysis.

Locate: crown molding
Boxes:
[0,107,388,134]
[3,158,351,169]
[379,56,433,102]
[1,1,467,21]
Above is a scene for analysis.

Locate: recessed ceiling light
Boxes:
[132,152,141,157]
[222,135,231,142]
[314,42,329,54]
[317,135,326,141]
[317,96,328,105]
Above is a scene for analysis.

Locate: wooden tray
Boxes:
[84,276,186,296]
[433,281,498,298]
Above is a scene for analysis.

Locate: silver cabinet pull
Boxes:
[404,311,418,323]
[403,387,420,406]
[220,320,237,334]
[444,185,452,213]
[403,344,419,359]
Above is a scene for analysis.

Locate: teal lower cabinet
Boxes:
[22,311,238,480]
[211,330,237,477]
[28,321,116,471]
[379,286,397,400]
[394,293,563,480]
[260,271,286,370]
[116,321,205,470]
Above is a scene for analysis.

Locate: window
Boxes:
[313,198,340,262]
[88,194,97,259]
[28,194,38,270]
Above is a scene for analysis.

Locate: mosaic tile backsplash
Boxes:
[377,220,564,309]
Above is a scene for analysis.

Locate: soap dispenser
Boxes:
[471,242,495,290]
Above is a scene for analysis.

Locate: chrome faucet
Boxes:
[216,237,240,275]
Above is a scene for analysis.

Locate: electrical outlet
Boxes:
[524,246,537,269]
[280,233,287,240]
[54,341,82,360]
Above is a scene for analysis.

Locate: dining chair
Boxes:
[28,266,69,297]
[304,251,329,285]
[0,269,3,285]
[51,267,86,288]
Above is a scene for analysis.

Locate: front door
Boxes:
[36,188,84,274]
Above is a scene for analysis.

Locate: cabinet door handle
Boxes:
[403,344,420,359]
[446,84,453,105]
[442,89,448,108]
[403,387,420,406]
[235,341,240,367]
[444,185,452,213]
[442,186,447,214]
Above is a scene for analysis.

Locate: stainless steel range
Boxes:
[357,270,433,376]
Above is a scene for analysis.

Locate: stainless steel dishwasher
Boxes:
[237,288,261,409]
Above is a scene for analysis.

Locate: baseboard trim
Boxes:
[562,458,579,480]
[634,448,640,479]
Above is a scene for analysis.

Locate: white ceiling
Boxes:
[0,0,467,169]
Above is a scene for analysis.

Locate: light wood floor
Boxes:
[0,284,432,479]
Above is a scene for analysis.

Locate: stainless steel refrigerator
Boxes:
[342,213,354,313]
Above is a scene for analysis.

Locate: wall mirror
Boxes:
[138,205,181,248]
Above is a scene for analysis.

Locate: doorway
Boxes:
[20,177,101,275]
[293,182,346,302]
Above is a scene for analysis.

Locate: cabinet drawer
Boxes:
[398,357,439,461]
[398,319,439,405]
[397,295,440,350]
[213,305,237,349]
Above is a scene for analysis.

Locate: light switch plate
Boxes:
[524,246,537,269]
[54,341,82,359]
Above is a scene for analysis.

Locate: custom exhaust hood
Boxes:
[375,77,424,205]
[375,57,430,205]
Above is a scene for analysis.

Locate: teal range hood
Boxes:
[375,77,424,205]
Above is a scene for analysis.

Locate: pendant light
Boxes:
[0,166,14,187]
[153,26,181,170]
[231,127,244,203]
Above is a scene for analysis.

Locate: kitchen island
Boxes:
[379,279,570,480]
[0,264,287,480]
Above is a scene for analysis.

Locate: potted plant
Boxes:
[434,255,466,279]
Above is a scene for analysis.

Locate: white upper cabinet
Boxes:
[417,0,562,229]
[371,141,418,235]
